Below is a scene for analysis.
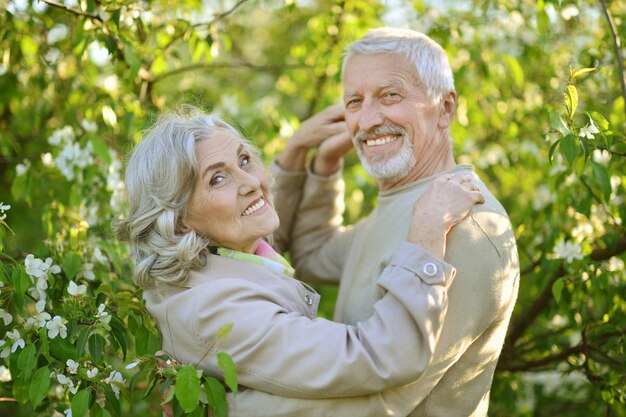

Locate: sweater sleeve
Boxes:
[185,243,455,398]
[269,159,307,253]
[279,160,355,284]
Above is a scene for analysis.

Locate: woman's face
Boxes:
[183,129,279,253]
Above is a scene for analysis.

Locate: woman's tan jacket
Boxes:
[143,243,454,398]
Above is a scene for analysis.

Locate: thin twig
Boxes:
[152,62,308,84]
[41,0,102,21]
[599,0,626,120]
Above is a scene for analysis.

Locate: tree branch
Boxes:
[151,61,308,84]
[41,0,102,21]
[599,0,626,120]
[505,232,626,349]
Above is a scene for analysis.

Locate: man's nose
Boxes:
[357,101,385,132]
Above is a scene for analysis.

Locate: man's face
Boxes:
[343,53,444,187]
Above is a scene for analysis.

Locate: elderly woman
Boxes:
[116,106,483,403]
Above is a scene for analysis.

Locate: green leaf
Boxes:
[590,161,612,201]
[552,278,564,304]
[50,336,77,362]
[549,110,569,136]
[564,85,578,119]
[204,377,227,417]
[560,134,579,166]
[76,326,91,358]
[12,267,30,297]
[175,365,201,413]
[104,386,121,416]
[29,366,51,408]
[217,352,237,396]
[71,389,92,417]
[63,252,82,281]
[572,67,597,79]
[589,111,609,131]
[12,376,30,405]
[90,137,112,164]
[88,333,106,363]
[17,344,37,379]
[217,323,234,340]
[110,315,128,360]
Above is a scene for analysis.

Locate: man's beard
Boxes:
[354,126,417,183]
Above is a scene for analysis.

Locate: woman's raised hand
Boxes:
[407,174,485,259]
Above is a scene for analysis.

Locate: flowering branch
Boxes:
[41,0,102,21]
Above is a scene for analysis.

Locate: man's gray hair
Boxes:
[342,27,455,102]
[115,105,259,289]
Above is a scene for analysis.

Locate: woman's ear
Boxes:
[438,91,457,129]
[177,215,191,234]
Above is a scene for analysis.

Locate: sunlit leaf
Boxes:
[217,352,237,396]
[175,365,201,413]
[71,389,91,417]
[29,366,51,408]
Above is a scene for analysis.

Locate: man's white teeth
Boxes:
[242,198,266,216]
[365,135,397,147]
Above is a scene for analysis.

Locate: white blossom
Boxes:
[579,122,600,139]
[80,119,98,132]
[553,239,584,263]
[104,371,125,398]
[45,258,61,274]
[27,309,51,329]
[16,159,30,176]
[25,254,50,278]
[86,367,98,378]
[47,24,68,44]
[125,361,139,369]
[46,316,68,339]
[63,409,72,417]
[0,308,13,326]
[56,373,77,394]
[41,152,55,167]
[95,304,109,318]
[67,280,87,297]
[79,263,95,281]
[88,41,111,67]
[48,126,75,146]
[66,359,79,375]
[6,329,25,352]
[0,341,9,358]
[0,202,10,221]
[560,5,579,20]
[0,365,11,382]
[532,185,556,210]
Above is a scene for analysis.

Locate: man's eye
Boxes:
[346,98,361,107]
[210,175,225,186]
[240,155,250,167]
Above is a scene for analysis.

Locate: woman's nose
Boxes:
[238,170,262,195]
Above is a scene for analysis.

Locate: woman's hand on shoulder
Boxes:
[408,174,485,258]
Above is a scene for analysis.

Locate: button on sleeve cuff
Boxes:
[381,242,456,288]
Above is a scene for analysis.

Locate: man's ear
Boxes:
[438,91,457,129]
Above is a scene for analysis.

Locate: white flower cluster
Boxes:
[0,202,10,221]
[47,126,94,181]
[552,239,583,263]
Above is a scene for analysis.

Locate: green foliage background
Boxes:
[0,0,624,416]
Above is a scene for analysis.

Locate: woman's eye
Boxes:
[240,155,250,167]
[210,175,225,186]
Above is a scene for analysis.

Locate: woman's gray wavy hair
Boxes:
[116,106,259,289]
[342,27,455,102]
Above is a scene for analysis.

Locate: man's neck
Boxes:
[378,147,456,191]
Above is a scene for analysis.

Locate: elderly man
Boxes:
[230,27,520,417]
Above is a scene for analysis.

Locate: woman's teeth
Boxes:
[242,198,266,216]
